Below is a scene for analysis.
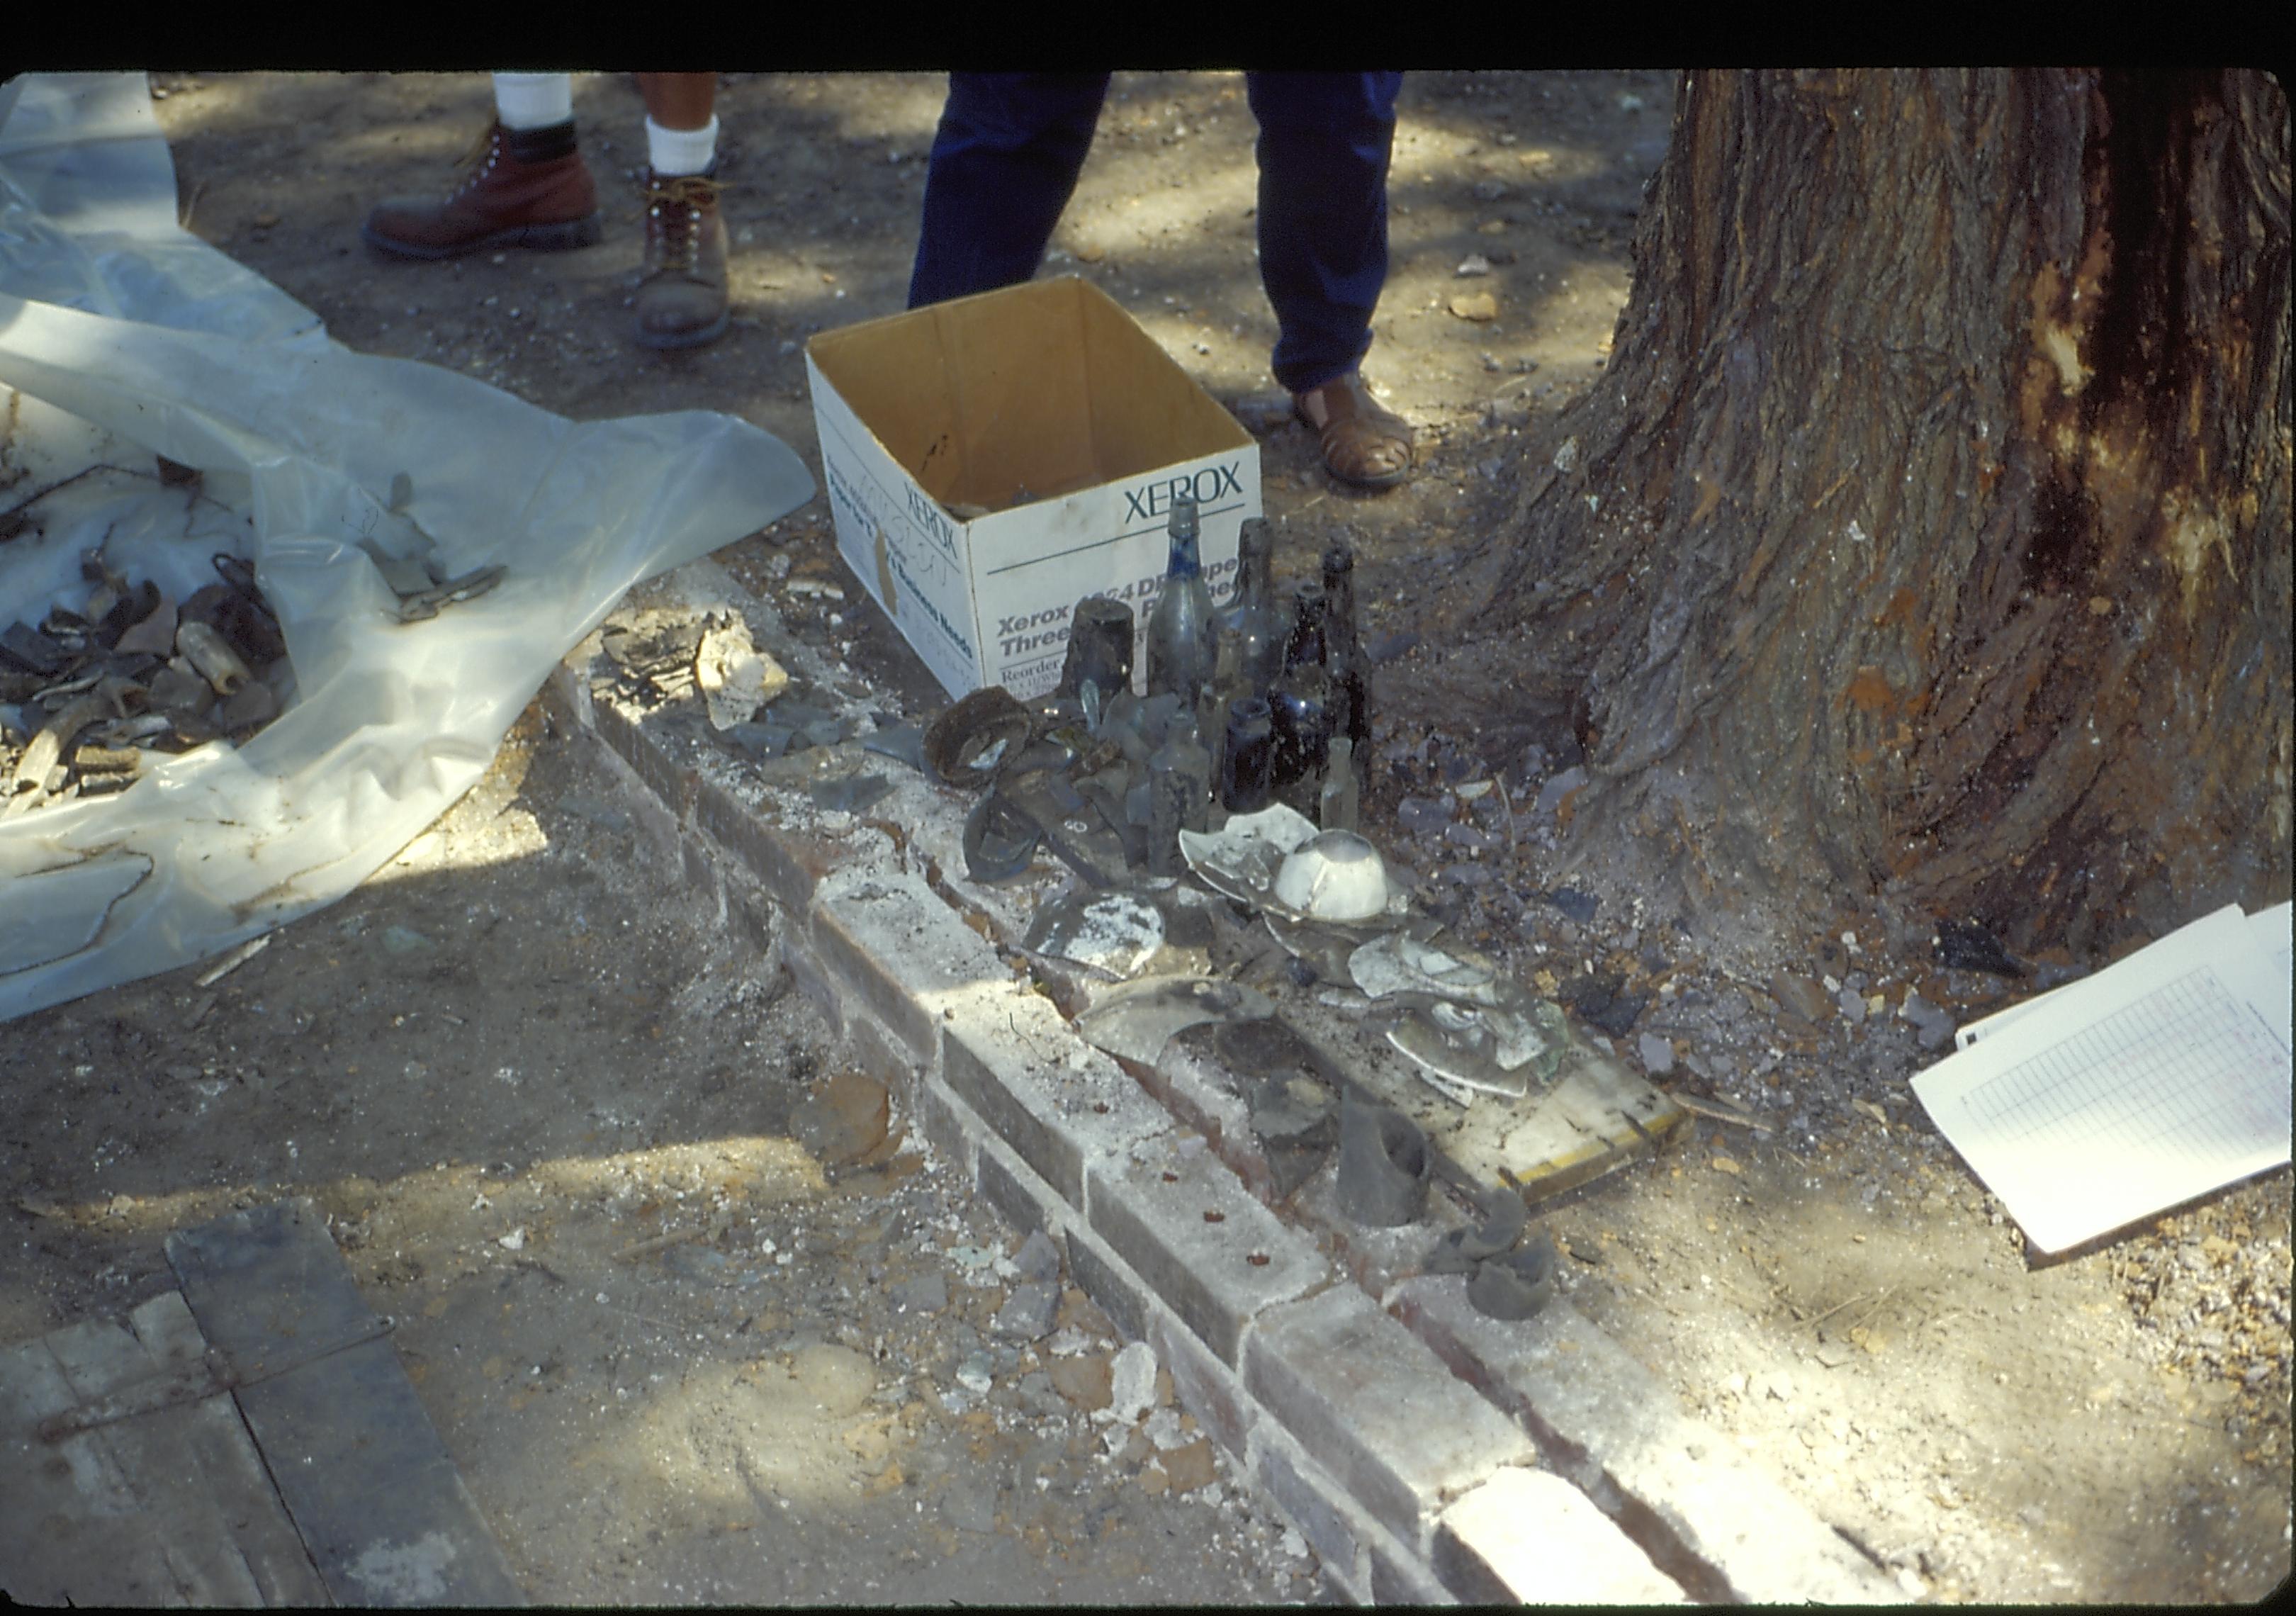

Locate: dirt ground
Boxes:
[4,69,2288,1605]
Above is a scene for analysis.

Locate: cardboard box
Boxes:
[805,276,1261,700]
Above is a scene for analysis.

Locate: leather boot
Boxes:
[363,120,603,260]
[635,169,730,349]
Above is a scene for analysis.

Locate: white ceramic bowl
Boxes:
[1271,831,1392,921]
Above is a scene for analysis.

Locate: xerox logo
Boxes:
[1120,462,1246,523]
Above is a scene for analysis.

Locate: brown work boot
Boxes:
[363,120,603,260]
[635,168,730,349]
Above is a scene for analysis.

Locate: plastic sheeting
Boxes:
[0,74,814,1022]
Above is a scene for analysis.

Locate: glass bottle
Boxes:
[1215,517,1284,706]
[1220,695,1275,814]
[1147,712,1211,876]
[1319,735,1360,831]
[1057,595,1135,713]
[1268,664,1332,812]
[1145,495,1215,712]
[1283,578,1330,675]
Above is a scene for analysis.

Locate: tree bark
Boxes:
[1455,69,2291,958]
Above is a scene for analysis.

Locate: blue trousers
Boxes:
[908,72,1404,397]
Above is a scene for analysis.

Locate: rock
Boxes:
[1769,972,1833,1027]
[992,1279,1060,1342]
[954,1352,994,1395]
[1163,1437,1217,1493]
[1443,822,1498,853]
[1397,793,1454,836]
[1108,1341,1157,1426]
[790,1072,889,1166]
[1637,1032,1675,1075]
[1448,291,1499,321]
[1014,1228,1062,1284]
[1899,988,1958,1051]
[1835,987,1867,1025]
[381,926,432,955]
[1048,1350,1114,1412]
[890,1272,948,1314]
[1455,253,1494,277]
[1539,886,1599,924]
[1015,1369,1067,1419]
[1533,765,1587,821]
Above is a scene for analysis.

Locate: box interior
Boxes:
[807,277,1249,511]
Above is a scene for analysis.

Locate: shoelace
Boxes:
[642,173,723,275]
[447,123,507,199]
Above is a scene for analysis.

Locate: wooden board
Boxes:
[167,1199,526,1608]
[0,1290,327,1607]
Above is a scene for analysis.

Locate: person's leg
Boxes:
[1248,71,1402,395]
[632,73,728,349]
[363,72,601,259]
[908,73,1110,308]
[636,72,718,173]
[1247,72,1414,488]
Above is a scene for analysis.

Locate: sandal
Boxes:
[1294,372,1414,490]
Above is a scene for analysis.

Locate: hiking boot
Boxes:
[363,120,603,260]
[635,168,729,349]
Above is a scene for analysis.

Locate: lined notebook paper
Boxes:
[1913,903,2292,1255]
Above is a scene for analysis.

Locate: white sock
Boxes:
[647,115,719,177]
[492,72,573,130]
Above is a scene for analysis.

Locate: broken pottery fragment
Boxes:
[1023,887,1166,979]
[1074,975,1275,1065]
[693,614,792,731]
[1176,802,1319,906]
[861,720,928,772]
[1349,923,1509,1006]
[1384,996,1568,1099]
[1268,830,1402,924]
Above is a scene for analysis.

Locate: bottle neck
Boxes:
[1166,524,1201,579]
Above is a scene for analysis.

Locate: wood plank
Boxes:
[0,1333,189,1606]
[167,1198,525,1607]
[45,1309,266,1607]
[130,1292,334,1607]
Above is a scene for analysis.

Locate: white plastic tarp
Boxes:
[0,73,814,1022]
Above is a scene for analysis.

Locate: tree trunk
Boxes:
[1453,69,2291,959]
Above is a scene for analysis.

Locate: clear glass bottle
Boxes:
[1216,517,1283,706]
[1145,495,1215,712]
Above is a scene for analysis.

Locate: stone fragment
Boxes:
[1637,1031,1675,1075]
[1448,291,1499,321]
[1769,972,1833,1027]
[993,1279,1060,1342]
[1533,765,1587,822]
[1015,1228,1062,1284]
[789,1072,889,1167]
[1164,1437,1218,1493]
[1049,1351,1114,1412]
[1108,1340,1158,1426]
